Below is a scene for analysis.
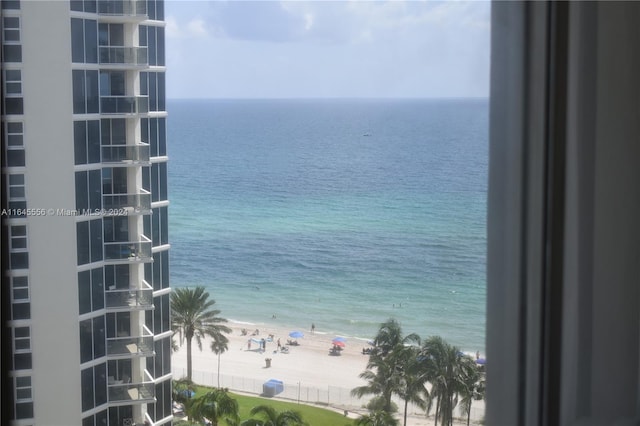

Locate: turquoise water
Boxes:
[167,99,488,352]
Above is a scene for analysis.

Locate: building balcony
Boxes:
[103,190,152,214]
[104,237,152,263]
[101,96,148,115]
[107,372,155,404]
[106,326,154,359]
[97,0,147,18]
[99,46,148,67]
[105,281,153,311]
[102,143,150,165]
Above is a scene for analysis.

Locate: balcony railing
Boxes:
[108,381,155,403]
[99,46,148,66]
[101,96,149,115]
[98,0,147,17]
[102,143,150,164]
[105,281,153,311]
[103,190,151,213]
[106,327,154,358]
[104,238,152,263]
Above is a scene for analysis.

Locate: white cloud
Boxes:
[165,1,491,99]
[303,13,314,31]
[187,18,209,38]
[164,15,209,39]
[165,16,181,38]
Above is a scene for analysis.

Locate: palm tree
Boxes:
[240,405,306,426]
[352,319,420,414]
[372,318,419,357]
[458,362,485,426]
[354,410,399,426]
[420,336,471,426]
[211,335,229,388]
[171,286,231,382]
[189,388,239,426]
[395,345,429,426]
[352,355,401,414]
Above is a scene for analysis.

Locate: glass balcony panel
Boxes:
[98,0,147,17]
[101,96,149,114]
[107,381,155,403]
[102,144,150,164]
[137,97,149,113]
[106,334,154,357]
[103,191,151,212]
[105,284,153,310]
[99,47,148,66]
[104,239,152,263]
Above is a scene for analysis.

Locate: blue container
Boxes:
[262,379,284,397]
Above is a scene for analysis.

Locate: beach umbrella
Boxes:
[332,340,346,347]
[332,336,347,342]
[476,358,486,365]
[289,331,304,338]
[179,389,195,399]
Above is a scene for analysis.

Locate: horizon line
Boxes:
[166,96,489,101]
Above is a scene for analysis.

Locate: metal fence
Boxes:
[173,368,485,422]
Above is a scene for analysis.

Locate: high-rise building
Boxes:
[1,1,171,425]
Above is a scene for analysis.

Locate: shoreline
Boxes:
[172,319,486,425]
[224,318,483,358]
[225,318,376,344]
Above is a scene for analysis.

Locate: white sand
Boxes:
[173,321,369,390]
[172,321,484,425]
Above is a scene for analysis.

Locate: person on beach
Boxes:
[311,323,315,334]
[277,338,281,350]
[248,339,252,350]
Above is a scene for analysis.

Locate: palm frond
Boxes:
[171,286,231,381]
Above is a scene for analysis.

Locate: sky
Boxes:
[165,1,491,99]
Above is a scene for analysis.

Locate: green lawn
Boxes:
[190,385,355,425]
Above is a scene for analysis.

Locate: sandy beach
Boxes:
[173,321,369,391]
[172,321,484,425]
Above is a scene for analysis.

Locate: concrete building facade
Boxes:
[1,1,171,425]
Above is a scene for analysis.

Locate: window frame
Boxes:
[6,121,24,147]
[9,225,28,251]
[11,275,29,303]
[4,120,26,167]
[13,326,31,353]
[14,375,32,402]
[3,15,21,43]
[487,2,640,425]
[4,68,22,95]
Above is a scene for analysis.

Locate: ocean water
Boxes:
[167,98,488,352]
